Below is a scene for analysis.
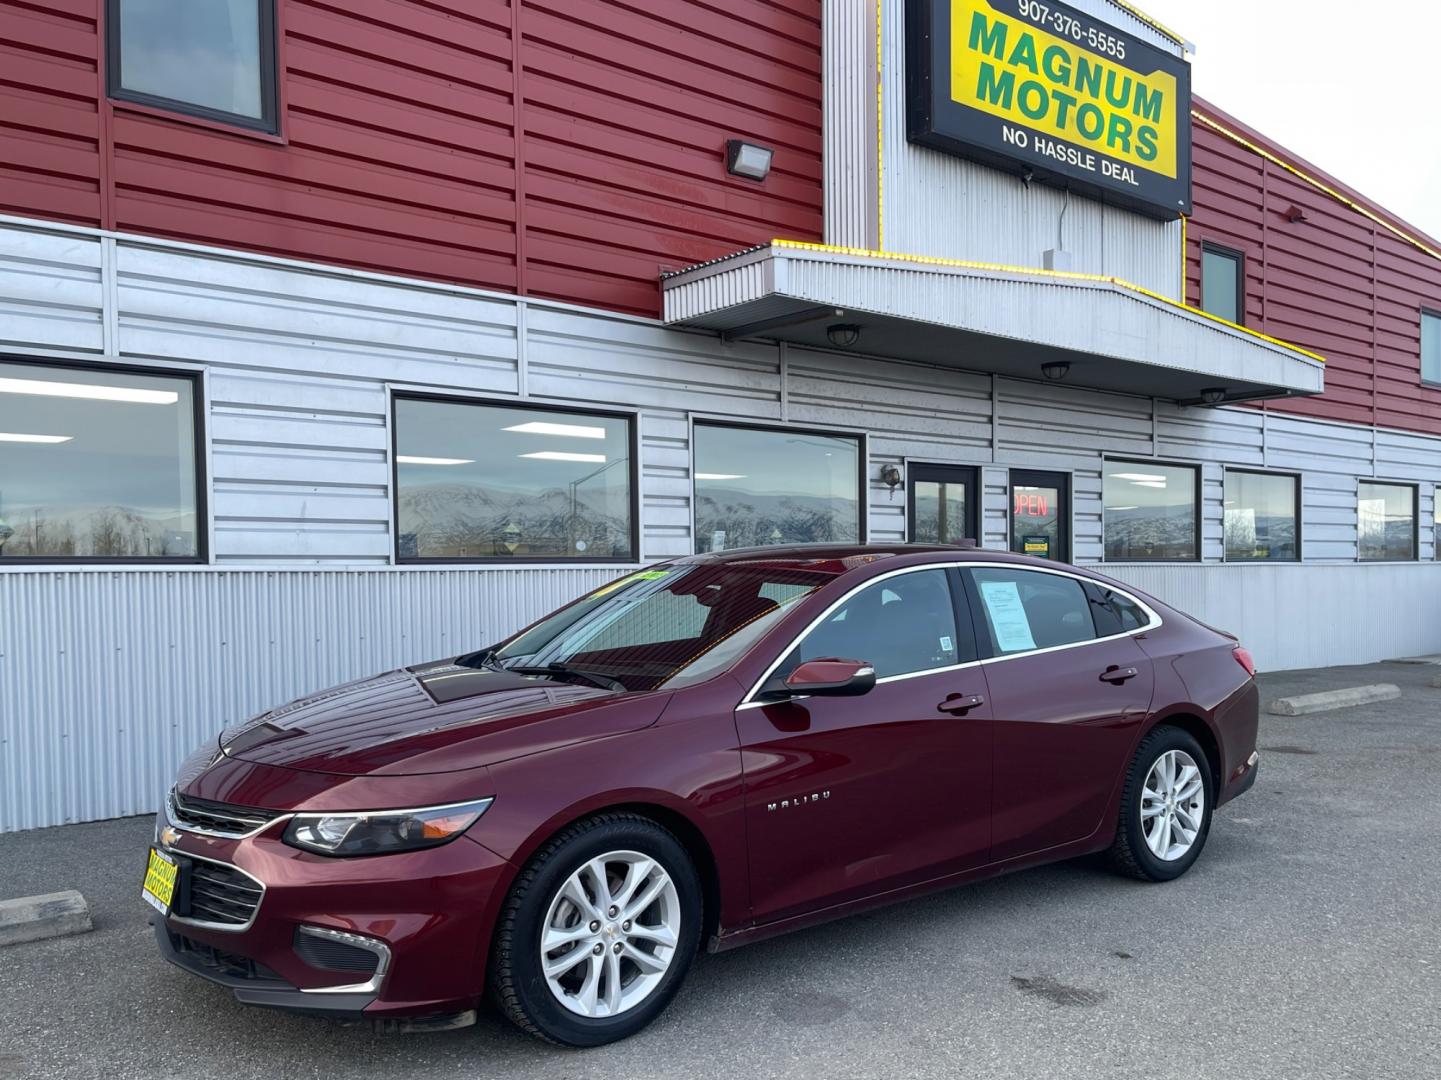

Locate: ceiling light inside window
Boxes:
[695,473,746,481]
[396,455,474,465]
[502,421,606,439]
[520,451,607,463]
[0,432,73,443]
[0,376,178,404]
[1112,472,1167,483]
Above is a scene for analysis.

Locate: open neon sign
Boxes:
[1014,491,1050,518]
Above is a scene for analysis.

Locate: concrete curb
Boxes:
[1267,684,1401,716]
[0,890,92,946]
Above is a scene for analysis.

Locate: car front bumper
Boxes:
[147,813,513,1021]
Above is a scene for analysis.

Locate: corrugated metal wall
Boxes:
[1188,100,1441,437]
[4,216,1441,830]
[0,0,824,317]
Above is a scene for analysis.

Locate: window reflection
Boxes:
[1358,482,1415,561]
[0,361,199,560]
[1225,471,1298,561]
[693,424,860,552]
[394,397,634,561]
[1104,461,1198,561]
[114,0,269,122]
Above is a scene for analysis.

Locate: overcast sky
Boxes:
[1135,0,1441,241]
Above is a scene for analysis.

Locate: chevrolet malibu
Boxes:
[143,544,1260,1045]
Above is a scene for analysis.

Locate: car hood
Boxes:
[215,660,671,776]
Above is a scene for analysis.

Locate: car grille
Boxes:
[183,859,264,928]
[169,789,282,837]
[293,930,381,976]
[168,929,281,983]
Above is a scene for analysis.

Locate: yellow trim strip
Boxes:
[1105,0,1189,48]
[768,238,1326,364]
[1180,212,1188,302]
[1193,110,1441,263]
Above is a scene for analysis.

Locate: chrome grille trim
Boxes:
[166,788,291,840]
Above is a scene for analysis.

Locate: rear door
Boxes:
[736,566,993,924]
[962,566,1155,862]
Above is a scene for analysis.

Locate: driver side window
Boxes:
[785,568,970,680]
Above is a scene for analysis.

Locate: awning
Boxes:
[661,241,1324,405]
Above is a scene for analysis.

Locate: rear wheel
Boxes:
[1107,726,1214,881]
[489,813,702,1046]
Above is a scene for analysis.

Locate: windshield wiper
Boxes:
[505,663,627,692]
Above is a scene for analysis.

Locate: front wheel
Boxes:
[489,813,702,1046]
[1107,726,1214,882]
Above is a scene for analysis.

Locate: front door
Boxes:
[736,567,993,925]
[1009,469,1070,561]
[963,565,1155,862]
[908,464,978,545]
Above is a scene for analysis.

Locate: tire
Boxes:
[489,812,702,1046]
[1106,726,1215,882]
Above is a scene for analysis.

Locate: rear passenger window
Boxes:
[970,568,1096,655]
[1085,584,1150,636]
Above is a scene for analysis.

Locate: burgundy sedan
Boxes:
[143,544,1259,1045]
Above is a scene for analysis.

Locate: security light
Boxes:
[725,140,773,181]
[1041,361,1070,381]
[1201,387,1228,404]
[827,324,861,348]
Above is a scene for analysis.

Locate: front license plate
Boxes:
[141,846,179,915]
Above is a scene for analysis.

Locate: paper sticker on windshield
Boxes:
[978,580,1037,653]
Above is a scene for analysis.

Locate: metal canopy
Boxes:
[661,242,1324,405]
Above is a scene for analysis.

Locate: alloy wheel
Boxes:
[1140,749,1206,861]
[539,850,682,1018]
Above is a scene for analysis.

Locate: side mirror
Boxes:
[763,658,876,699]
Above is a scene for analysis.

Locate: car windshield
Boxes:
[482,560,842,692]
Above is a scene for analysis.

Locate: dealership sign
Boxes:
[907,0,1192,218]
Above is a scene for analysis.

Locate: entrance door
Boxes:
[909,464,978,545]
[1009,469,1070,561]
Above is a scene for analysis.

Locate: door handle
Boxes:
[937,693,985,715]
[1099,666,1140,684]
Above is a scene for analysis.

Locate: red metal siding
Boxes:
[1188,99,1441,437]
[0,0,822,316]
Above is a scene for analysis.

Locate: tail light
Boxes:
[1233,645,1256,677]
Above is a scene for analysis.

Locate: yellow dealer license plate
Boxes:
[141,847,178,915]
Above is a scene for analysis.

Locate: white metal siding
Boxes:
[2,216,1440,830]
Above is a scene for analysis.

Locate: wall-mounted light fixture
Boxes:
[1200,387,1228,405]
[1040,361,1070,381]
[725,140,773,182]
[880,463,902,490]
[827,324,861,348]
[1284,204,1309,224]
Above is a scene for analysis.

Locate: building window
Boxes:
[0,359,202,562]
[1008,470,1069,561]
[393,396,636,562]
[106,0,279,133]
[1200,244,1244,325]
[693,421,862,552]
[1435,489,1440,560]
[1423,309,1441,386]
[1224,470,1300,562]
[1104,460,1200,561]
[1357,481,1416,562]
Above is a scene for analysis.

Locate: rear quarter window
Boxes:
[1085,583,1151,636]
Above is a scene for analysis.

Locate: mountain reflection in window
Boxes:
[0,360,199,561]
[394,397,634,562]
[692,423,861,553]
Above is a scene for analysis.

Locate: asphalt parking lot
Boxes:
[1,660,1438,1080]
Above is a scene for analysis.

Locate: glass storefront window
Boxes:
[1357,481,1416,561]
[1224,470,1300,561]
[109,0,277,130]
[693,423,861,552]
[1104,460,1199,561]
[0,360,201,561]
[394,396,635,562]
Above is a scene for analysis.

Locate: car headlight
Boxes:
[282,798,493,857]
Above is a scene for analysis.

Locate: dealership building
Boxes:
[1,0,1439,831]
